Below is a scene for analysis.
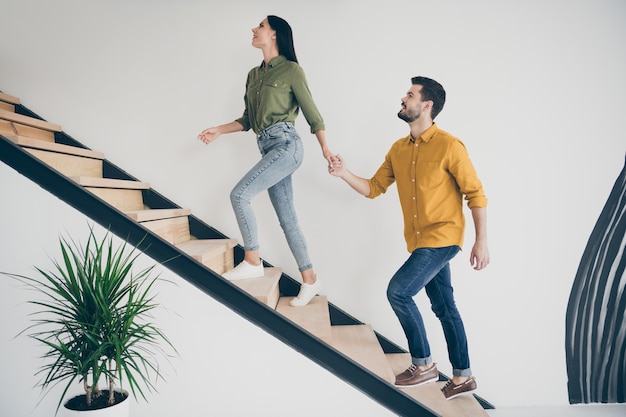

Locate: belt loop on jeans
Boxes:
[257,121,293,139]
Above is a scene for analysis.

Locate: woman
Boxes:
[198,15,333,307]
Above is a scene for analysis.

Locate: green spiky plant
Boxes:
[2,225,176,414]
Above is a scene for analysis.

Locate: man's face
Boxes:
[397,84,428,123]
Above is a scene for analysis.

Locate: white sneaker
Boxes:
[289,278,322,307]
[222,260,264,280]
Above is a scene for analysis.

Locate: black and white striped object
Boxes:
[565,156,626,404]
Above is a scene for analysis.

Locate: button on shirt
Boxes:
[367,123,488,252]
[235,55,325,135]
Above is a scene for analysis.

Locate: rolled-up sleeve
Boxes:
[291,65,325,133]
[234,72,252,132]
[368,153,395,199]
[449,141,488,209]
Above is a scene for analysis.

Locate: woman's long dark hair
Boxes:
[267,15,298,63]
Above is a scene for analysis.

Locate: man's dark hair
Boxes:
[411,76,446,119]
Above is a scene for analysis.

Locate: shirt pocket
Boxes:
[416,161,444,187]
[264,79,290,90]
[263,79,292,110]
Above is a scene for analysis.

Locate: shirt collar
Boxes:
[409,122,439,144]
[259,55,287,70]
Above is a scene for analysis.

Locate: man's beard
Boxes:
[397,108,420,123]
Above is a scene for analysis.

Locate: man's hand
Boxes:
[328,154,371,196]
[469,240,490,270]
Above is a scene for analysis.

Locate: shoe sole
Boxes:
[223,274,264,281]
[289,282,322,306]
[394,374,438,388]
[443,388,476,400]
[223,269,265,281]
[289,294,317,307]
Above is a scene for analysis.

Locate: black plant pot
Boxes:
[62,390,130,416]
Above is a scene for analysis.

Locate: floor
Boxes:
[486,404,626,417]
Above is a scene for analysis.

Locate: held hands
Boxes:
[322,148,336,170]
[328,154,346,177]
[197,127,221,144]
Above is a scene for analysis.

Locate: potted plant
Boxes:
[2,225,176,416]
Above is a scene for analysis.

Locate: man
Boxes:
[329,76,489,400]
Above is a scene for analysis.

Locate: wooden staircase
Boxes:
[0,91,490,417]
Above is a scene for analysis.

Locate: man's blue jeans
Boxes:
[386,245,472,377]
[230,122,313,272]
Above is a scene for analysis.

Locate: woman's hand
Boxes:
[322,147,336,170]
[197,127,221,144]
[314,130,336,169]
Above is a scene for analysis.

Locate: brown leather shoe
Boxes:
[441,376,477,399]
[394,363,438,387]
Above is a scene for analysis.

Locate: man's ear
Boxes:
[423,100,434,115]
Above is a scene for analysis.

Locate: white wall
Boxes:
[1,0,625,415]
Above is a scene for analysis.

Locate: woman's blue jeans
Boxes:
[230,122,312,272]
[386,246,472,377]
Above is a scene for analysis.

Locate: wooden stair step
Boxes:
[0,101,14,112]
[125,208,192,222]
[176,239,237,274]
[71,177,149,211]
[0,93,20,111]
[276,295,332,340]
[71,176,150,189]
[231,267,282,309]
[8,136,105,178]
[127,209,194,245]
[386,353,488,417]
[327,325,395,384]
[0,92,20,105]
[0,108,62,132]
[0,95,53,140]
[138,214,191,245]
[1,118,55,142]
[7,135,104,159]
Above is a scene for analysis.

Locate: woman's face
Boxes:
[251,18,276,49]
